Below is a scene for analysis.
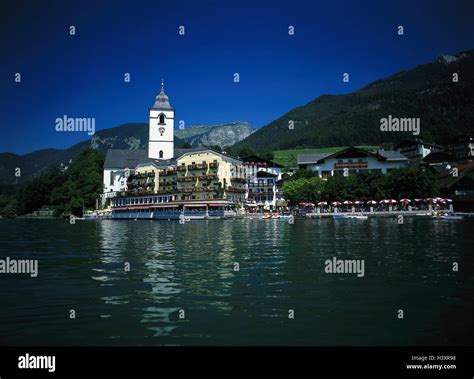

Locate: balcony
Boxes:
[177,176,196,182]
[226,186,247,193]
[187,163,207,170]
[161,169,177,176]
[128,173,146,180]
[248,191,274,197]
[159,178,177,185]
[176,186,217,193]
[248,183,274,188]
[176,188,192,193]
[157,188,174,194]
[198,174,218,181]
[231,177,247,184]
[209,162,219,169]
[177,165,186,171]
[126,189,154,196]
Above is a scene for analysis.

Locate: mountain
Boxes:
[175,121,255,147]
[0,121,252,185]
[235,49,474,151]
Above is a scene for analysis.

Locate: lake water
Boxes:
[0,218,473,346]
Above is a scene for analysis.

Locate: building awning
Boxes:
[151,204,179,208]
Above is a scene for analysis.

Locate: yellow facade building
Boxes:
[125,148,246,204]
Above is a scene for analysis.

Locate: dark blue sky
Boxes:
[1,0,473,154]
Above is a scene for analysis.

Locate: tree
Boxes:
[49,149,105,216]
[320,175,349,202]
[346,171,387,200]
[384,167,437,199]
[282,176,324,204]
[285,169,317,181]
[16,166,67,215]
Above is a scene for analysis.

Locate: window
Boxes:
[159,150,163,159]
[159,114,165,124]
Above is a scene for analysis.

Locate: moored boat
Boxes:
[432,212,462,220]
[333,214,368,220]
[111,201,229,220]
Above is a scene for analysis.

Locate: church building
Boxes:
[102,82,247,218]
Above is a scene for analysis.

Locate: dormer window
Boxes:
[159,114,165,124]
[159,150,164,159]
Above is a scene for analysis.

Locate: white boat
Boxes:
[333,214,368,220]
[432,213,462,220]
[439,215,462,220]
[415,212,432,218]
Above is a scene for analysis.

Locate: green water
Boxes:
[0,218,473,346]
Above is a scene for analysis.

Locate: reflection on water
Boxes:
[0,218,473,346]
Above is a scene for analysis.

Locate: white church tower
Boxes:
[148,80,174,160]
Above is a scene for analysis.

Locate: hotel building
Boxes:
[242,156,284,207]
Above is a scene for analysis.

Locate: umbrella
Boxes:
[366,200,377,205]
[354,201,364,204]
[317,201,328,206]
[425,198,437,203]
[414,198,423,202]
[399,198,411,203]
[445,198,453,203]
[331,201,341,206]
[343,200,353,205]
[379,199,389,204]
[389,199,398,204]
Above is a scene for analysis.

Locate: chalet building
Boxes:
[297,147,407,178]
[395,139,445,160]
